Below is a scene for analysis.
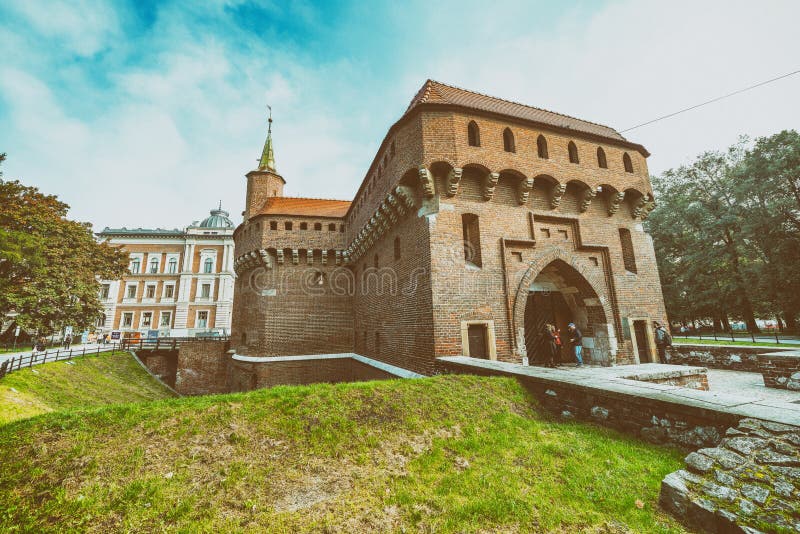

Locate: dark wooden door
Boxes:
[633,320,650,363]
[467,324,488,359]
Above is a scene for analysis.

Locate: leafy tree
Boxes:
[0,156,127,335]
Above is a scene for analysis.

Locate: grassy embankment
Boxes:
[0,360,688,533]
[0,351,175,424]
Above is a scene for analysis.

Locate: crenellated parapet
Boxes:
[233,247,348,276]
[483,171,500,201]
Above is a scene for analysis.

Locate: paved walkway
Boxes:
[707,368,800,404]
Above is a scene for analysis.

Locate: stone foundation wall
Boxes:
[660,418,800,533]
[758,352,800,390]
[228,357,395,392]
[665,345,768,372]
[174,340,230,395]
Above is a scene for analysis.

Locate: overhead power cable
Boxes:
[620,69,800,133]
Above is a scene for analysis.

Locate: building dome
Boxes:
[197,206,234,229]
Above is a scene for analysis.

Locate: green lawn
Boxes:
[0,351,176,425]
[0,374,688,533]
[673,337,791,348]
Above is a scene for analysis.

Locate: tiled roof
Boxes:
[256,197,351,218]
[405,80,627,142]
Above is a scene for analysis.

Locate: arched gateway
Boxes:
[512,248,618,366]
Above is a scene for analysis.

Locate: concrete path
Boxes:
[707,368,800,404]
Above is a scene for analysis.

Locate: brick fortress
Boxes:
[230,80,666,377]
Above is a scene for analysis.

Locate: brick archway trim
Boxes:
[511,246,615,356]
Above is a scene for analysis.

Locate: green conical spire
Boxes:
[258,110,276,172]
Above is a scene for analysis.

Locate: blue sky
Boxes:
[1,0,799,229]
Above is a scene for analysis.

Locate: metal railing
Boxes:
[674,328,799,345]
[121,336,230,352]
[0,343,122,379]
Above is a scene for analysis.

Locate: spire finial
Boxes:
[218,199,222,210]
[258,105,276,172]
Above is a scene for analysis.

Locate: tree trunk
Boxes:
[783,307,798,334]
[722,315,732,332]
[713,317,723,331]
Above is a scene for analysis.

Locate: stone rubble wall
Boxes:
[660,418,800,533]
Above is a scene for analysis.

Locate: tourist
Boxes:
[654,322,672,363]
[553,327,563,366]
[543,324,557,368]
[567,323,583,367]
[63,334,72,350]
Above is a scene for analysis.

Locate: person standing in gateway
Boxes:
[567,323,583,367]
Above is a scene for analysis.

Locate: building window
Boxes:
[126,285,137,299]
[270,221,278,230]
[149,258,159,273]
[623,152,634,173]
[197,311,208,328]
[285,221,293,231]
[467,121,480,147]
[200,283,211,298]
[164,284,174,298]
[619,228,637,273]
[160,312,172,327]
[141,312,152,327]
[394,237,401,260]
[122,312,133,328]
[130,259,140,274]
[597,147,607,169]
[300,222,308,230]
[537,135,548,159]
[168,258,178,273]
[100,284,110,299]
[340,224,345,232]
[145,285,156,299]
[462,213,482,267]
[568,141,579,164]
[203,258,214,273]
[96,314,106,327]
[328,223,336,231]
[503,127,515,153]
[314,222,322,231]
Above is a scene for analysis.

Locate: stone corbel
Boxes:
[291,249,299,265]
[259,249,271,268]
[275,249,284,265]
[321,250,328,266]
[381,201,397,224]
[518,177,533,205]
[446,168,463,197]
[640,194,656,220]
[418,165,435,198]
[608,192,625,215]
[632,195,648,219]
[483,172,499,201]
[335,250,342,266]
[580,188,597,213]
[306,248,313,264]
[550,183,566,209]
[343,251,350,264]
[395,186,415,210]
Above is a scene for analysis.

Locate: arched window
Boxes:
[568,141,579,164]
[203,258,214,273]
[619,228,637,273]
[597,147,607,169]
[503,127,515,153]
[467,121,480,147]
[149,258,159,273]
[623,152,634,173]
[394,237,401,260]
[537,135,548,159]
[168,258,177,274]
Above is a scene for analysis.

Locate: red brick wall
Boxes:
[174,340,230,395]
[227,357,395,391]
